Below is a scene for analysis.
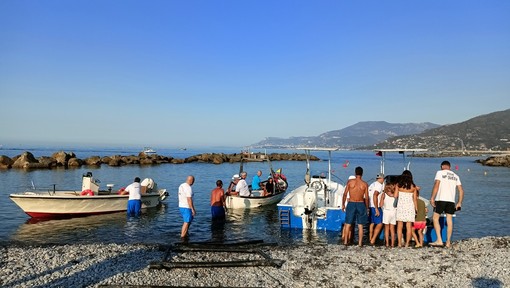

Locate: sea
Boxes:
[1,146,509,246]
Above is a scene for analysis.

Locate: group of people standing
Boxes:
[341,160,464,248]
[177,170,277,239]
[126,160,464,244]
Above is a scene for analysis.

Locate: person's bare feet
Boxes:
[429,241,444,247]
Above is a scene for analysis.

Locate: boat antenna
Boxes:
[304,149,311,185]
[265,151,276,181]
[239,156,244,174]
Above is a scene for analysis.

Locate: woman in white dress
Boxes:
[394,170,419,247]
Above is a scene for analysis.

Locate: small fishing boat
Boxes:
[225,156,288,209]
[277,148,346,231]
[141,147,157,154]
[9,172,168,218]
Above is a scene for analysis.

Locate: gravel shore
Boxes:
[1,236,508,287]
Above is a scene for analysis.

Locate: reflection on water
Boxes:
[11,213,128,245]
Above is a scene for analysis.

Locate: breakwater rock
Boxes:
[0,151,318,170]
[476,154,510,167]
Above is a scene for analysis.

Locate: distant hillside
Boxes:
[250,121,440,149]
[368,109,510,151]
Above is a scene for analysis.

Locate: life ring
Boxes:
[80,189,94,196]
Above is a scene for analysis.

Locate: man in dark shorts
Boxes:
[342,166,369,246]
[210,180,226,221]
[430,161,464,248]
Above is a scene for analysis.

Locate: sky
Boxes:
[1,1,509,149]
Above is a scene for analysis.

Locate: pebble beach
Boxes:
[1,236,508,288]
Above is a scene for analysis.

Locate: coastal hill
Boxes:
[250,121,440,149]
[366,109,510,152]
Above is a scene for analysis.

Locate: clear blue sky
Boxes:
[1,1,509,148]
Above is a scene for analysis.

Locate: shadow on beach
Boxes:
[472,278,503,288]
[3,245,157,288]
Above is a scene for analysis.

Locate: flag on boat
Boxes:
[275,168,281,173]
[375,151,383,157]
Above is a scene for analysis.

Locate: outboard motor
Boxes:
[141,178,157,193]
[303,187,318,214]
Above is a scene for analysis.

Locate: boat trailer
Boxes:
[150,240,285,270]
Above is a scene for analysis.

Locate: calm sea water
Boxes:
[1,147,509,246]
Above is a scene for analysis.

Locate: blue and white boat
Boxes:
[277,148,346,231]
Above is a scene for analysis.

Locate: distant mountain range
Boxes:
[370,109,510,151]
[250,121,440,149]
[250,109,510,151]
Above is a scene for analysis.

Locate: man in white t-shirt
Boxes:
[368,174,385,244]
[125,177,142,217]
[430,161,464,248]
[178,175,196,239]
[235,172,251,197]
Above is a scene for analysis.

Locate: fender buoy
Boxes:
[80,189,94,196]
[117,187,129,195]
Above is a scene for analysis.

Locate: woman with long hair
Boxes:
[394,170,419,247]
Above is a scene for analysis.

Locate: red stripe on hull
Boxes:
[25,210,124,219]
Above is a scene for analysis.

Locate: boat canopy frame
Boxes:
[374,148,428,174]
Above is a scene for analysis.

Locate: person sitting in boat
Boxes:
[125,177,143,217]
[262,176,275,196]
[235,172,251,197]
[251,170,263,190]
[226,174,240,196]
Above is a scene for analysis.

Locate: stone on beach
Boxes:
[1,236,508,287]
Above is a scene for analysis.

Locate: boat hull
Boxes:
[277,179,346,232]
[9,191,162,218]
[225,191,285,209]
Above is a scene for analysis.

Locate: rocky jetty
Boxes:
[0,151,318,170]
[0,236,508,287]
[476,155,510,167]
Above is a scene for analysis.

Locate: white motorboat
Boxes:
[9,172,168,218]
[277,148,346,231]
[141,147,157,154]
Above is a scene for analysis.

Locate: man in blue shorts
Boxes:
[368,173,385,245]
[125,177,142,217]
[430,161,464,248]
[342,166,369,246]
[179,175,196,239]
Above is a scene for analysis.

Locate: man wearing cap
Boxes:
[368,173,385,245]
[227,174,240,196]
[236,172,251,197]
[430,160,465,248]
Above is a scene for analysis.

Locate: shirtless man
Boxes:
[342,167,369,246]
[210,180,226,221]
